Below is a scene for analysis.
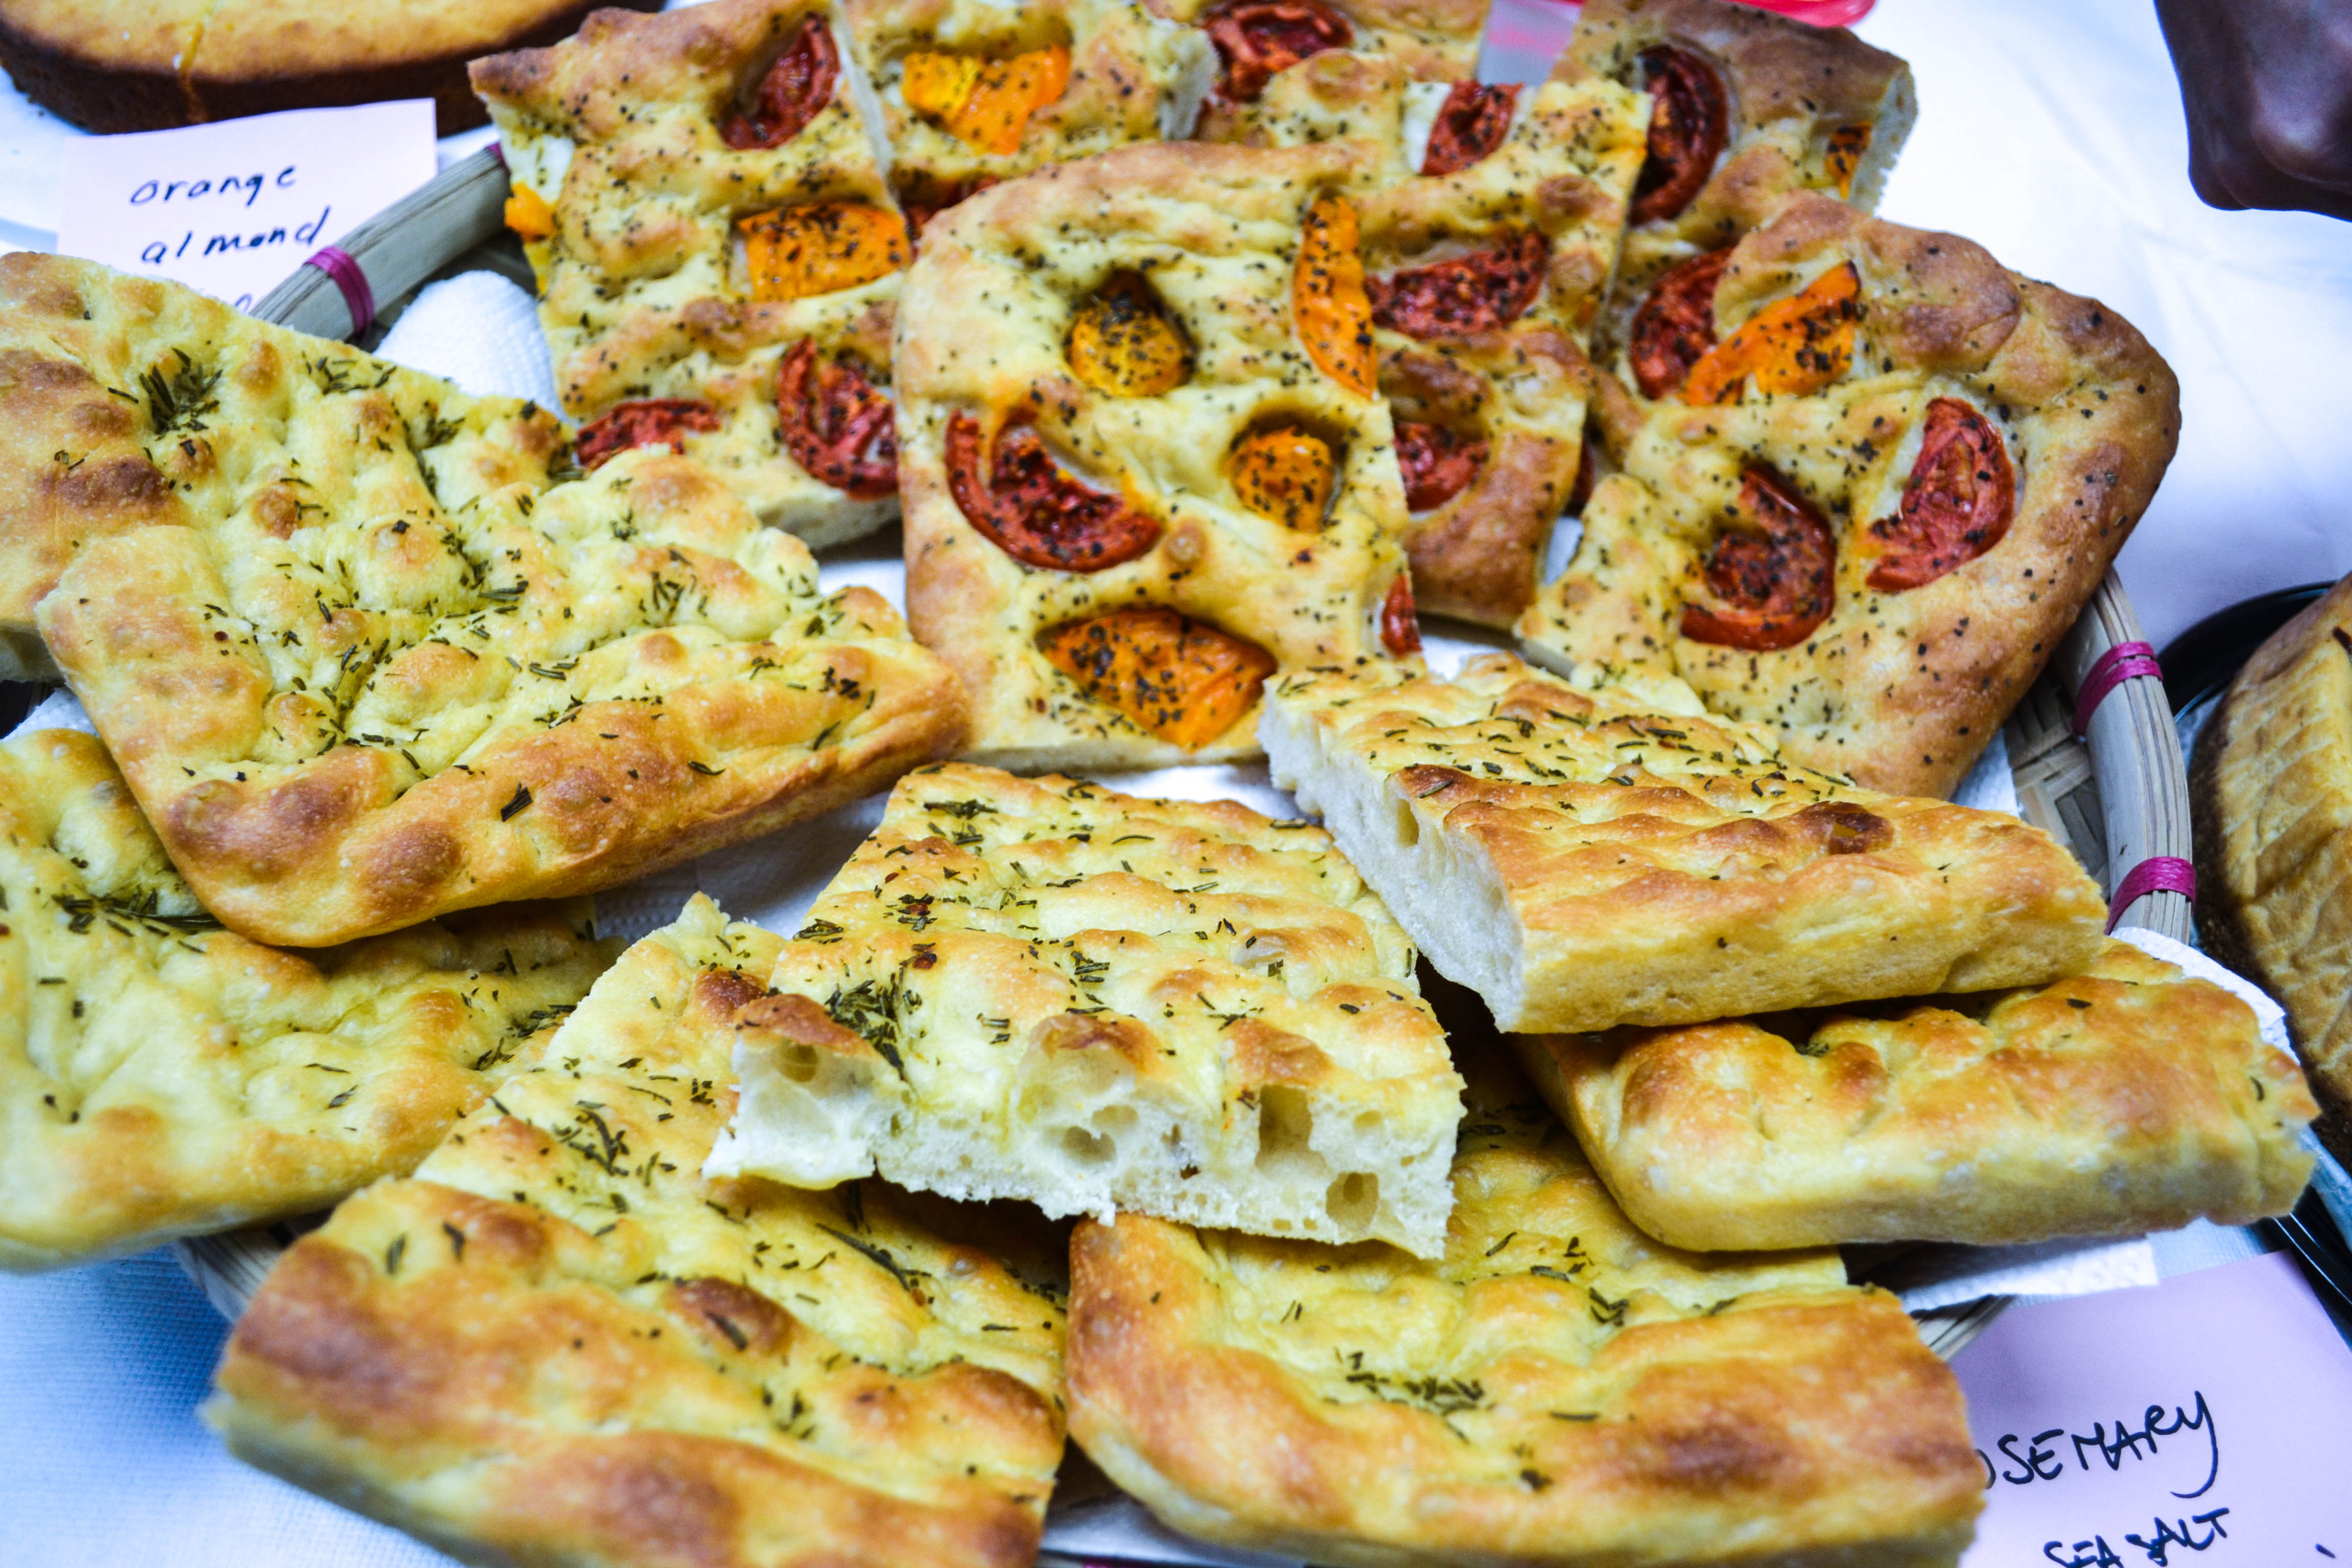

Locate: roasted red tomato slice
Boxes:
[1627,247,1731,399]
[1368,230,1550,340]
[1393,420,1486,511]
[1203,0,1352,103]
[1866,398,2016,591]
[574,400,724,471]
[1421,82,1521,176]
[721,16,839,150]
[1679,465,1836,651]
[1380,574,1421,656]
[944,411,1160,572]
[1630,45,1729,225]
[776,340,896,500]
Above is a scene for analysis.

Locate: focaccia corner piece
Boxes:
[899,141,1418,770]
[844,0,1215,227]
[1262,654,2107,1035]
[3,258,965,948]
[1519,195,2182,797]
[473,0,911,547]
[1067,1047,1982,1567]
[209,895,1068,1568]
[707,763,1465,1256]
[1174,0,1490,148]
[1521,937,2317,1253]
[0,728,618,1272]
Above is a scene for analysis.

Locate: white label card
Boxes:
[1954,1251,2352,1565]
[55,102,437,312]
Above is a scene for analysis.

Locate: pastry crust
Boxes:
[0,257,966,948]
[2194,573,2352,1165]
[1175,0,1490,146]
[898,140,1416,768]
[0,728,617,1272]
[1522,937,2316,1252]
[1518,197,2182,797]
[709,763,1464,1255]
[208,895,1068,1568]
[1262,654,2107,1034]
[1067,1048,1982,1567]
[473,0,910,546]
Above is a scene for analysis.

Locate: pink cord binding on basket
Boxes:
[1531,0,1875,19]
[2107,856,2196,932]
[301,245,375,338]
[2071,640,2164,736]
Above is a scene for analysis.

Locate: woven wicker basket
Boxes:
[175,153,2196,1377]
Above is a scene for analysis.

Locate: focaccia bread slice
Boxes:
[1518,197,2181,796]
[1262,654,2107,1035]
[0,728,618,1271]
[0,257,964,948]
[1173,0,1489,148]
[898,140,1418,769]
[2193,573,2352,1165]
[707,763,1464,1256]
[1562,0,1915,373]
[1067,1046,1982,1567]
[473,0,911,547]
[208,895,1069,1568]
[1520,937,2316,1252]
[843,0,1215,229]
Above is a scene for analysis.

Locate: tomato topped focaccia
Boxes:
[843,0,1217,235]
[898,140,1420,769]
[1170,0,1491,146]
[1518,198,2181,797]
[472,0,912,547]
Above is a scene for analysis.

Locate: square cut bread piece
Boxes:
[0,256,965,949]
[0,728,617,1271]
[474,0,912,546]
[1066,1044,1983,1567]
[898,139,1423,770]
[706,762,1465,1256]
[1520,937,2317,1252]
[208,895,1070,1568]
[1261,654,2108,1035]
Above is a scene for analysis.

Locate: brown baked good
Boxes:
[1262,653,2108,1034]
[2194,572,2352,1165]
[208,895,1069,1568]
[0,256,966,947]
[0,0,657,137]
[1520,937,2316,1252]
[475,0,913,548]
[897,140,1417,768]
[1517,196,2182,796]
[0,727,618,1271]
[1066,1045,1982,1566]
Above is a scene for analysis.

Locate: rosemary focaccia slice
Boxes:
[1067,1046,1982,1567]
[1518,197,2181,796]
[474,0,911,547]
[708,763,1464,1256]
[1262,654,2106,1035]
[1521,938,2316,1252]
[1174,0,1489,148]
[898,140,1418,769]
[209,896,1069,1568]
[0,256,964,948]
[0,728,617,1271]
[843,0,1215,231]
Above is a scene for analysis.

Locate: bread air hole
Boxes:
[1054,1103,1139,1169]
[1325,1171,1379,1230]
[1255,1085,1316,1173]
[777,1043,821,1084]
[1393,798,1420,847]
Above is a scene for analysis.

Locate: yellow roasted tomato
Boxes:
[503,186,556,242]
[740,203,910,302]
[1227,426,1335,529]
[901,45,1070,156]
[1039,607,1277,749]
[1067,272,1191,398]
[1294,194,1375,398]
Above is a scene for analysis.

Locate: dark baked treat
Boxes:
[0,0,659,137]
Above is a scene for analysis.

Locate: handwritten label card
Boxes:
[56,102,436,312]
[1954,1251,2352,1565]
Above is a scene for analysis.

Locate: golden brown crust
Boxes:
[1067,1051,1981,1566]
[1520,197,2182,796]
[1264,654,2109,1034]
[0,256,965,947]
[0,729,618,1271]
[1523,938,2316,1251]
[209,896,1067,1568]
[2193,572,2352,1166]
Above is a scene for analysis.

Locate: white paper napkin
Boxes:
[373,271,560,410]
